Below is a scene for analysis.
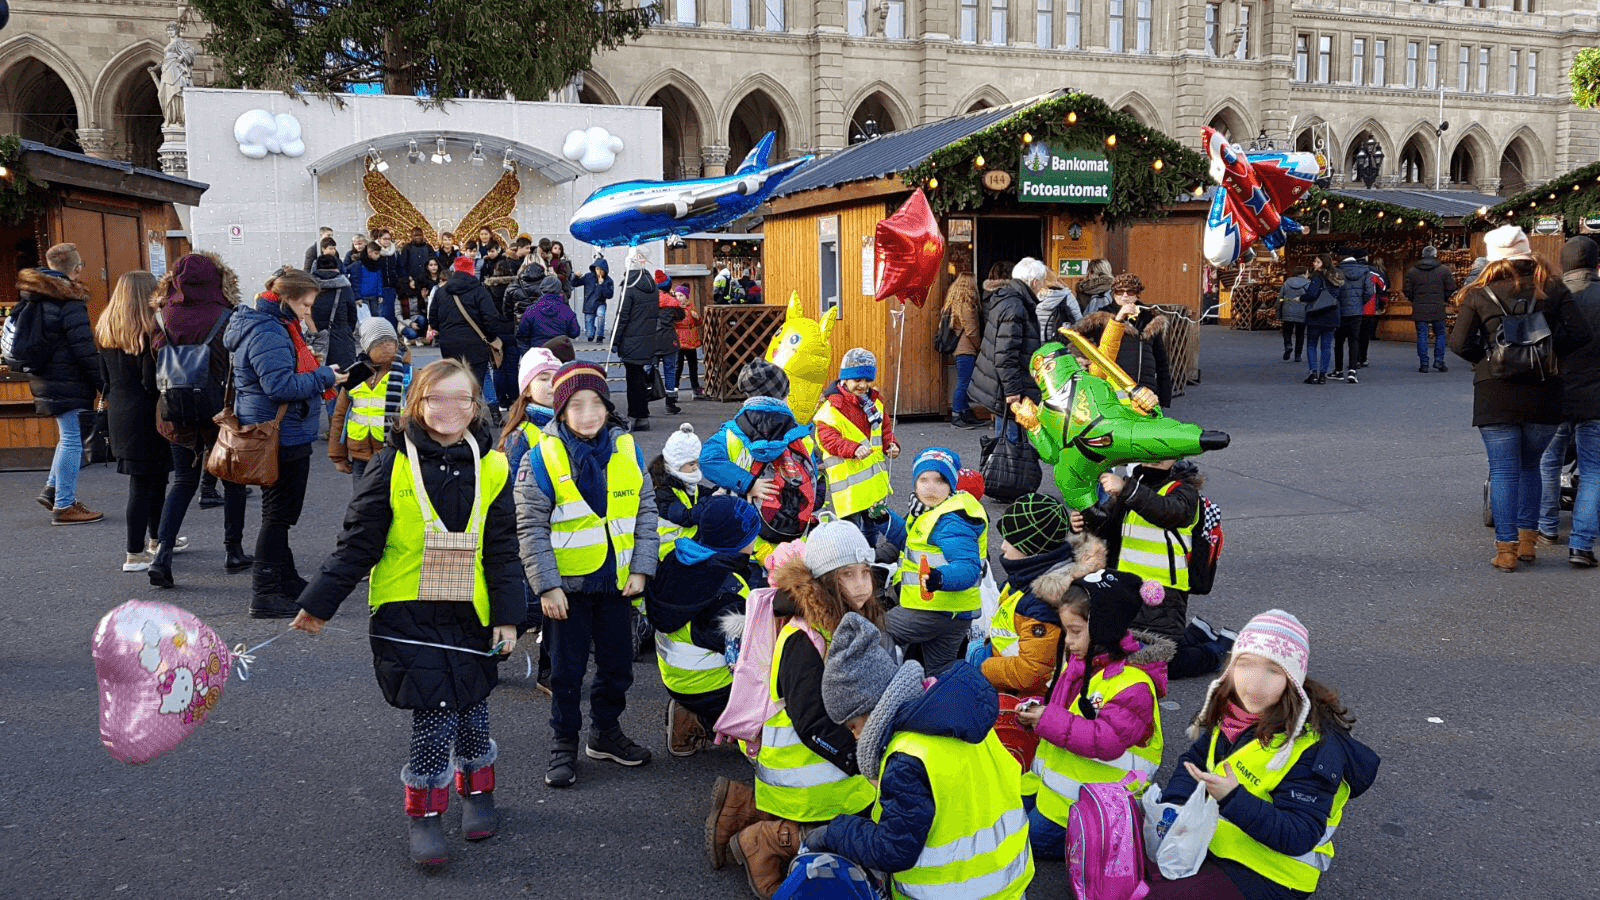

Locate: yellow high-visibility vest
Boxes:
[815,401,890,518]
[537,433,643,591]
[1207,727,1348,893]
[654,574,745,696]
[345,375,389,442]
[1118,481,1196,591]
[898,492,989,612]
[1030,663,1162,825]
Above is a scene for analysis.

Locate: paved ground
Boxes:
[5,327,1595,899]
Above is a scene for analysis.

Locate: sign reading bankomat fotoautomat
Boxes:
[1019,144,1113,204]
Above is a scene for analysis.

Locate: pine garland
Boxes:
[900,91,1210,227]
[1473,159,1600,234]
[0,134,46,227]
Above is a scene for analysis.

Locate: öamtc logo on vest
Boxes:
[1018,144,1114,204]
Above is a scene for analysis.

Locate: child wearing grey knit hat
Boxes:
[821,613,924,768]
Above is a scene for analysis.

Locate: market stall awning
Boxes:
[1474,159,1600,231]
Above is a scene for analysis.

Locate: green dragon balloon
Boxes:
[1013,334,1230,510]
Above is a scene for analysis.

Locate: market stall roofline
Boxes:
[18,140,208,206]
[1321,187,1503,221]
[771,93,1058,199]
[304,131,585,184]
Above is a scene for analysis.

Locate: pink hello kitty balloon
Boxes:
[93,600,233,764]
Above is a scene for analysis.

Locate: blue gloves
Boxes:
[966,639,993,666]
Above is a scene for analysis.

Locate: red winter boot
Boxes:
[404,784,450,866]
[455,765,499,841]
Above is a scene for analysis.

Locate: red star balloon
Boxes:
[875,189,945,307]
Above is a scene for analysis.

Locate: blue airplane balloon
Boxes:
[569,132,813,247]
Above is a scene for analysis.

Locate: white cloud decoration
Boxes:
[562,126,624,173]
[233,110,305,159]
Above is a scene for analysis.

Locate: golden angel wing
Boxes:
[456,165,520,244]
[363,164,438,247]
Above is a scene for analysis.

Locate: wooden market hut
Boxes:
[1224,185,1501,340]
[0,136,207,469]
[760,90,1211,417]
[1473,157,1600,244]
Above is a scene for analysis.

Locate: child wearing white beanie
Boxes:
[649,424,709,562]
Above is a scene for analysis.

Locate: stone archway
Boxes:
[1499,139,1531,194]
[848,90,906,143]
[1,57,82,152]
[1205,104,1251,144]
[645,84,706,180]
[727,89,789,169]
[1397,133,1429,185]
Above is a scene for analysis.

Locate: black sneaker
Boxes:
[586,727,652,767]
[632,418,651,432]
[1345,372,1360,384]
[546,737,578,788]
[36,485,54,510]
[1570,549,1598,568]
[1433,361,1449,373]
[1537,531,1561,547]
[1303,373,1318,384]
[1419,364,1429,373]
[952,411,983,429]
[198,487,224,509]
[1282,348,1292,361]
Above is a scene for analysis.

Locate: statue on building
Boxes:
[871,0,890,37]
[149,22,196,128]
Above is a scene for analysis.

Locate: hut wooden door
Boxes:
[60,205,143,324]
[1118,220,1205,315]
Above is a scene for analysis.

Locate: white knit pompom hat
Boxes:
[1190,609,1312,770]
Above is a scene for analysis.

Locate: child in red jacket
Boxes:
[814,348,900,547]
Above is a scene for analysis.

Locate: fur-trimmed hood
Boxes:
[1030,534,1107,607]
[17,269,89,303]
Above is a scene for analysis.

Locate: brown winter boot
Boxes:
[728,819,801,900]
[1493,541,1520,572]
[668,699,709,758]
[706,776,771,869]
[1517,529,1539,563]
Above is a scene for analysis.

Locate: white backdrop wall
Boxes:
[185,88,664,288]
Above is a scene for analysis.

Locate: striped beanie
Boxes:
[839,347,877,381]
[1193,609,1312,770]
[551,362,610,415]
[912,447,960,489]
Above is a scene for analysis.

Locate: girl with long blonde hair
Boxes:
[96,270,172,573]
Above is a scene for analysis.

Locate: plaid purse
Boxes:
[405,433,484,603]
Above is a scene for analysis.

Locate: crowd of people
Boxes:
[12,239,1396,899]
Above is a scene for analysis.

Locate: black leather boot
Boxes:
[280,550,309,599]
[147,542,175,589]
[249,563,298,619]
[224,542,254,574]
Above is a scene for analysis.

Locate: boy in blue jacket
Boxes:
[887,448,987,675]
[807,613,1033,899]
[574,257,614,343]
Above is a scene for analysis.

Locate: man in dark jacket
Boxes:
[428,257,506,388]
[1404,245,1457,374]
[504,261,547,320]
[1548,236,1600,567]
[574,257,614,343]
[303,226,334,272]
[396,227,436,319]
[1331,254,1375,383]
[22,243,105,524]
[969,258,1046,441]
[310,252,358,373]
[614,265,662,430]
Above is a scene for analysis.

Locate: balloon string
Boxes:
[231,624,502,682]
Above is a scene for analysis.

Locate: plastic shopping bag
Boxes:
[970,562,1002,643]
[354,300,372,325]
[1156,784,1220,879]
[1140,783,1182,864]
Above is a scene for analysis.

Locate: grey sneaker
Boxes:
[586,727,652,767]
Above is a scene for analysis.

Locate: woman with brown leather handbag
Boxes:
[222,269,348,618]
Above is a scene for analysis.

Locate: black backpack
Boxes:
[155,309,229,426]
[1482,285,1558,381]
[933,306,960,354]
[1,299,50,373]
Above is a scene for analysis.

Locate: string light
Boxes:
[1067,111,1078,124]
[1152,159,1164,171]
[929,177,939,189]
[1022,132,1033,143]
[974,155,986,168]
[1106,134,1118,148]
[1377,210,1384,218]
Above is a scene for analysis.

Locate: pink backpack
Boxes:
[1067,773,1150,900]
[713,587,825,757]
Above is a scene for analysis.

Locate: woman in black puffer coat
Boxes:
[20,246,105,523]
[613,265,662,429]
[293,358,524,866]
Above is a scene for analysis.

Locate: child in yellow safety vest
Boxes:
[885,448,988,675]
[291,358,525,868]
[711,520,884,899]
[1148,610,1378,900]
[815,348,901,546]
[328,317,409,481]
[496,346,563,690]
[516,362,659,789]
[805,612,1035,900]
[642,495,762,757]
[970,492,1083,698]
[650,423,710,562]
[1014,567,1172,862]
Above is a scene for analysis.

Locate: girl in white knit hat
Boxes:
[1147,610,1379,900]
[648,423,711,563]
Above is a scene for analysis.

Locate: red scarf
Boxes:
[1219,701,1261,743]
[264,291,334,402]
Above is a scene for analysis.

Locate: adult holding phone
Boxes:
[225,268,348,618]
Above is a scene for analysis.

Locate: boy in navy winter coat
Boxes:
[574,258,614,342]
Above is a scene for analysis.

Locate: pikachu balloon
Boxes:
[765,292,836,425]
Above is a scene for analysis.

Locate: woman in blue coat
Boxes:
[224,269,347,618]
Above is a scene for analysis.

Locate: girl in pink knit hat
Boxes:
[1146,609,1380,900]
